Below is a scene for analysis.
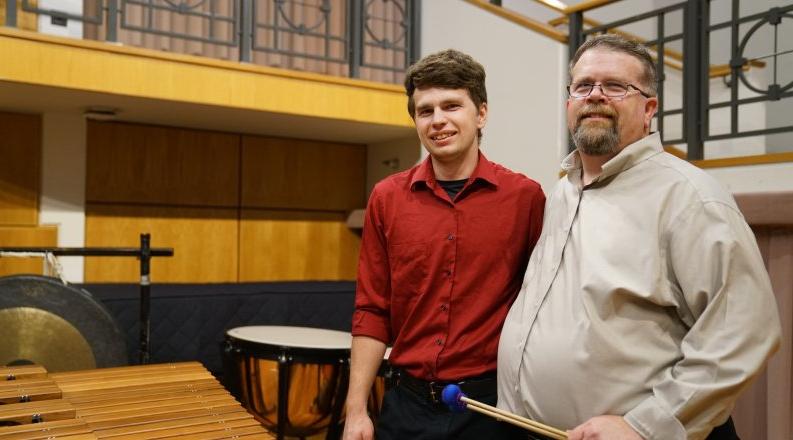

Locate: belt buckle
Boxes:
[427,381,448,404]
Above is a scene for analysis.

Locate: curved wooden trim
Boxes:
[462,0,568,43]
[691,151,793,168]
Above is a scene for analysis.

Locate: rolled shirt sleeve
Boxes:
[351,186,392,344]
[624,201,781,440]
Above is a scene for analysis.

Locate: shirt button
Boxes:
[447,234,454,240]
[440,304,448,312]
[436,339,444,346]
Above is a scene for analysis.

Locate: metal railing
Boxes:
[4,0,420,84]
[566,0,793,159]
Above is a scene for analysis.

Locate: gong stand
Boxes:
[0,233,174,365]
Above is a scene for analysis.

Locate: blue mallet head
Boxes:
[441,384,467,413]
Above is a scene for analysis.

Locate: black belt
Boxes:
[395,370,497,404]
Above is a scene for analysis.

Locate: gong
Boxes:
[0,275,127,372]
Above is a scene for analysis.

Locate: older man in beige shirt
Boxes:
[497,35,780,440]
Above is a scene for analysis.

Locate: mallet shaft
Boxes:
[460,396,567,439]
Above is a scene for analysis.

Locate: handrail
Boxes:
[548,15,766,78]
[691,151,793,169]
[532,0,567,13]
[563,0,622,14]
[529,0,624,16]
[665,146,793,168]
[563,148,793,172]
[664,145,687,159]
[463,0,568,43]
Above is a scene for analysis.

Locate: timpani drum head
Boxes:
[227,326,352,351]
[0,275,127,372]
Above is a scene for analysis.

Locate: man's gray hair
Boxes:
[569,34,658,96]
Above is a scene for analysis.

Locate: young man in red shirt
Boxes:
[343,49,545,440]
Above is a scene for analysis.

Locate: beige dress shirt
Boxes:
[497,133,780,440]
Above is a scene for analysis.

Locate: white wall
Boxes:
[366,135,422,195]
[420,0,567,193]
[37,0,83,39]
[39,112,86,282]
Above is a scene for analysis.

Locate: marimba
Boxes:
[0,362,274,439]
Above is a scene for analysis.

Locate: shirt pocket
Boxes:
[388,241,428,298]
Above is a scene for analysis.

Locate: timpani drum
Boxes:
[224,326,352,440]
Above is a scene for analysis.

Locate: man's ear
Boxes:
[644,96,658,133]
[477,102,488,129]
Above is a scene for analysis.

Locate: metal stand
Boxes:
[0,233,174,364]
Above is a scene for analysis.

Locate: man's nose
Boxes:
[431,110,447,125]
[586,85,608,103]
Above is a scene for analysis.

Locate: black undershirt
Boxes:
[438,178,468,200]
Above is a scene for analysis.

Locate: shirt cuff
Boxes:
[351,309,390,343]
[624,395,687,440]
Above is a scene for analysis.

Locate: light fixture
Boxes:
[83,106,119,121]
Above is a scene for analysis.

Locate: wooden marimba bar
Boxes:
[0,362,274,439]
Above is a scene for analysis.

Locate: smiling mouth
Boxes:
[431,132,456,141]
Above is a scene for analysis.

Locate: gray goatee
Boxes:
[572,106,620,156]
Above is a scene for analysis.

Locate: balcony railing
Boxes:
[3,0,420,85]
[565,0,793,159]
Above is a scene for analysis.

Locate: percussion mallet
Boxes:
[441,384,568,440]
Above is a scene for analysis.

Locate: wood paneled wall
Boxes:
[85,121,364,283]
[241,136,366,211]
[0,111,41,226]
[0,111,55,277]
[85,205,238,282]
[87,122,240,207]
[239,210,359,281]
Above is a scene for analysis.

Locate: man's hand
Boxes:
[566,415,643,440]
[342,411,374,440]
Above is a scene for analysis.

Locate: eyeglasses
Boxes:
[567,81,652,100]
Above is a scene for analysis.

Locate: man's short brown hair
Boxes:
[569,34,658,96]
[404,49,488,118]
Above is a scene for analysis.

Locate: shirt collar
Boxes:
[561,132,664,185]
[410,151,499,191]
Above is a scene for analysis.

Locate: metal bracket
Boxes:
[767,7,782,25]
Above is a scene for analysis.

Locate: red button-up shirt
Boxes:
[352,153,545,381]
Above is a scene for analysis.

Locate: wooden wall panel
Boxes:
[84,204,238,283]
[241,136,366,211]
[0,225,57,277]
[0,111,41,225]
[86,121,240,207]
[239,209,359,281]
